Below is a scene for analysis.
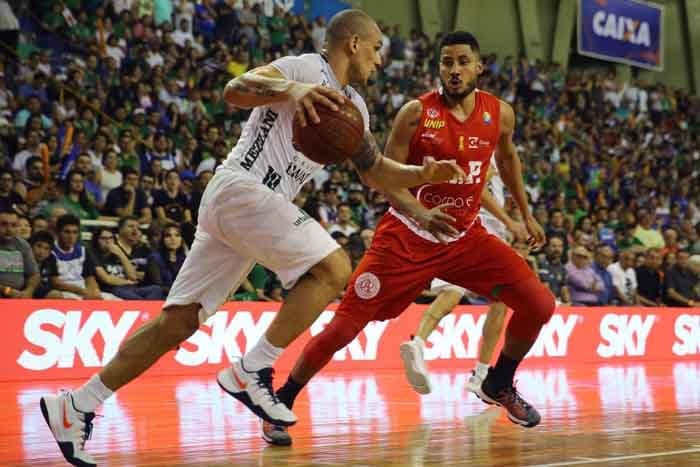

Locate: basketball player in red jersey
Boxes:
[263,31,555,445]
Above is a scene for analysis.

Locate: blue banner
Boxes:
[578,0,663,71]
[291,0,351,20]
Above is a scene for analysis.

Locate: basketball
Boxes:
[292,97,365,165]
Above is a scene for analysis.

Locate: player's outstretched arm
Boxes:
[351,99,466,190]
[350,133,465,189]
[494,101,545,249]
[223,66,345,124]
[368,100,423,213]
[372,100,460,241]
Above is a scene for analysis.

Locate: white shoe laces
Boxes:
[247,367,282,407]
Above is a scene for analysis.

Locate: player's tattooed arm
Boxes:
[226,78,280,97]
[225,72,304,101]
[355,141,465,191]
[224,70,306,108]
[354,101,465,190]
[350,132,380,172]
[351,132,423,189]
[223,65,345,121]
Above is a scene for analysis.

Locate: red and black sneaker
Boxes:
[477,377,541,428]
[261,420,292,446]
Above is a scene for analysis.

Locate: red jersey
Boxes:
[398,89,501,235]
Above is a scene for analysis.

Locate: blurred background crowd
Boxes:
[0,0,699,306]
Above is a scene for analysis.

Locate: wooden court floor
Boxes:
[3,362,700,466]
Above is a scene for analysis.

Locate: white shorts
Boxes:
[429,217,508,297]
[480,217,508,241]
[164,167,340,320]
[429,278,467,296]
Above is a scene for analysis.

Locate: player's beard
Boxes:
[440,77,477,101]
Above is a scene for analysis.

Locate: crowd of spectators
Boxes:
[0,0,699,306]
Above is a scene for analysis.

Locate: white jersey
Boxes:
[223,53,370,201]
[478,158,507,238]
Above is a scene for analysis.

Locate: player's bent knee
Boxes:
[505,278,555,324]
[502,278,556,342]
[489,302,508,316]
[521,285,556,329]
[159,304,201,345]
[310,248,352,292]
[533,285,556,324]
[440,287,466,304]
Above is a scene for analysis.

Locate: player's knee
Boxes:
[528,283,556,325]
[441,286,466,303]
[159,304,201,345]
[311,248,352,292]
[488,302,508,320]
[486,302,507,322]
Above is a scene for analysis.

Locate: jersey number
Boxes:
[263,165,282,190]
[465,161,482,185]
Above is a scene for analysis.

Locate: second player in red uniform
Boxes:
[263,31,556,445]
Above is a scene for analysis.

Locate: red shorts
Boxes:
[336,213,536,326]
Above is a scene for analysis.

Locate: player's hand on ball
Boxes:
[415,202,459,244]
[524,215,546,250]
[421,157,467,184]
[291,83,346,127]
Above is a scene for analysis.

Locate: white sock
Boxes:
[412,335,425,347]
[71,374,113,413]
[475,362,490,379]
[242,335,284,372]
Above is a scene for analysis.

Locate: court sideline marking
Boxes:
[529,446,700,466]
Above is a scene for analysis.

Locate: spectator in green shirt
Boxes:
[117,129,141,171]
[63,170,100,220]
[267,6,288,52]
[43,3,66,33]
[233,264,274,301]
[113,10,132,40]
[69,11,93,42]
[633,208,665,249]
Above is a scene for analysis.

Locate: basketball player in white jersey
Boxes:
[399,160,529,395]
[39,10,465,466]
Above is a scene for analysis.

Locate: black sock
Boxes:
[276,376,304,409]
[488,353,521,390]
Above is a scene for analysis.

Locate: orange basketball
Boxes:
[292,98,365,165]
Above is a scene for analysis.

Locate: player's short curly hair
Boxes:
[439,31,481,56]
